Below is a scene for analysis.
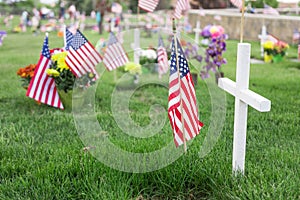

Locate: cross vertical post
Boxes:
[232,43,251,173]
[218,43,271,175]
[133,28,140,64]
[193,21,201,44]
[258,25,267,57]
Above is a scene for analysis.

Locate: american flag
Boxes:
[26,35,64,109]
[230,0,242,9]
[103,32,129,71]
[65,30,102,78]
[157,36,168,78]
[64,27,73,51]
[138,0,159,12]
[111,2,123,14]
[168,38,203,147]
[174,0,190,19]
[263,4,279,15]
[267,34,279,43]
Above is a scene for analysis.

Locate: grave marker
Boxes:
[193,21,201,44]
[132,28,140,64]
[258,25,268,57]
[218,43,271,174]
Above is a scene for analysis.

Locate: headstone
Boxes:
[193,21,201,44]
[218,43,271,174]
[258,25,268,57]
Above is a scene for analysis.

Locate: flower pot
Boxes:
[58,90,84,111]
[264,53,273,63]
[215,72,224,84]
[272,54,283,63]
[191,73,198,85]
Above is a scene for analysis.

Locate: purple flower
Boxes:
[201,33,227,80]
[201,25,212,38]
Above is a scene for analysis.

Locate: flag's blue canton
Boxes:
[71,31,87,50]
[107,32,118,45]
[42,36,51,59]
[65,28,74,51]
[170,38,189,78]
[158,36,164,47]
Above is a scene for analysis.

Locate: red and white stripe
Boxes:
[168,37,203,147]
[103,42,128,71]
[168,71,203,147]
[26,55,63,109]
[138,0,159,12]
[157,46,168,78]
[263,4,280,15]
[65,41,102,79]
[230,0,242,9]
[267,34,279,43]
[173,0,190,19]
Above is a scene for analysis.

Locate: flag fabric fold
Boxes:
[103,32,129,71]
[138,0,159,12]
[173,0,190,19]
[26,35,64,109]
[65,30,102,78]
[64,27,74,51]
[230,0,243,9]
[263,4,280,15]
[168,37,203,147]
[157,36,169,78]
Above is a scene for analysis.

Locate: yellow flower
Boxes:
[46,69,60,77]
[124,62,142,75]
[88,72,95,79]
[263,41,274,49]
[51,52,69,71]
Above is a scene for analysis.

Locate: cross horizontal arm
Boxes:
[239,88,271,112]
[218,77,236,96]
[218,78,271,112]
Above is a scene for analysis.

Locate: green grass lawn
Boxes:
[0,19,300,199]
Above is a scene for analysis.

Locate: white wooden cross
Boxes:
[124,17,130,31]
[258,25,268,57]
[218,43,271,174]
[193,21,201,44]
[131,28,141,64]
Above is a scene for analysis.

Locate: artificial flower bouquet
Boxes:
[46,49,96,93]
[16,64,36,89]
[17,48,96,109]
[263,40,289,63]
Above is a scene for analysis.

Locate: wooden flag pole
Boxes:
[240,0,246,43]
[173,19,187,152]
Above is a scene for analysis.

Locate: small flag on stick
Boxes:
[65,30,102,79]
[26,34,64,109]
[103,32,129,71]
[168,36,203,148]
[157,36,169,78]
[173,0,190,19]
[230,0,242,9]
[138,0,159,12]
[263,4,279,15]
